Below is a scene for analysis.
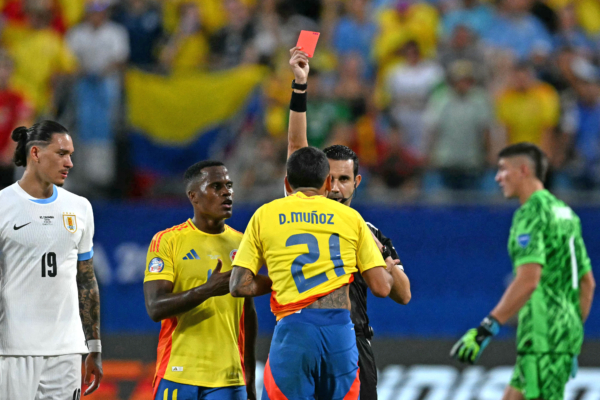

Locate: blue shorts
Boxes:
[262,308,360,400]
[154,378,246,400]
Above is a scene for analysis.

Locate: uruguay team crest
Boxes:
[230,249,237,261]
[62,213,77,233]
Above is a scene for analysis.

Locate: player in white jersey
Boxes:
[0,121,103,398]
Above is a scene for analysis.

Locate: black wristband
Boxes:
[290,91,307,112]
[291,79,308,90]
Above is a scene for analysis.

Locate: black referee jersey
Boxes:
[350,221,402,400]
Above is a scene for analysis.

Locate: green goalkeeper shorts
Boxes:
[509,353,574,400]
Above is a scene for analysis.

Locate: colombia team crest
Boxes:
[62,213,77,233]
[230,249,237,261]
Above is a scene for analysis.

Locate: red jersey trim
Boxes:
[153,317,178,387]
[237,305,246,381]
[152,377,162,399]
[153,223,189,252]
[269,278,353,320]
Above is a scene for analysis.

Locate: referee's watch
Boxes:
[291,80,308,91]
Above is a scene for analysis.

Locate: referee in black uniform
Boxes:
[285,47,412,400]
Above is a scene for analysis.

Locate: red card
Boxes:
[296,30,320,58]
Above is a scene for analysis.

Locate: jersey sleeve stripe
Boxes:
[155,227,176,253]
[150,233,160,252]
[153,222,189,253]
[77,248,94,261]
[153,317,178,387]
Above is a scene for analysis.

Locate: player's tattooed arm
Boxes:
[144,259,231,322]
[307,285,351,310]
[76,258,101,341]
[244,298,258,400]
[77,258,104,396]
[229,266,273,298]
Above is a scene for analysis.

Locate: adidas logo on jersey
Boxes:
[182,249,200,260]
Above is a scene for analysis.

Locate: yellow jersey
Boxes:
[144,219,246,388]
[2,25,77,113]
[234,192,385,320]
[496,82,559,146]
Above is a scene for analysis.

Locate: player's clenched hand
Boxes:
[83,352,103,396]
[450,316,500,364]
[289,46,309,84]
[206,259,232,296]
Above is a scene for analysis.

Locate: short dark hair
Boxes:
[498,142,548,182]
[184,160,225,189]
[323,145,359,178]
[11,120,69,167]
[287,147,330,190]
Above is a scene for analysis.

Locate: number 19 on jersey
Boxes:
[41,252,57,277]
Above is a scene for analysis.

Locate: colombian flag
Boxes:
[125,65,267,175]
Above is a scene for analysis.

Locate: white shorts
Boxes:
[0,354,82,400]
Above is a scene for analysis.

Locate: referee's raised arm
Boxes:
[287,46,309,159]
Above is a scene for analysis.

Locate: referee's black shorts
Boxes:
[356,334,377,400]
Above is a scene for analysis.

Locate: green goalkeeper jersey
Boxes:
[508,189,592,355]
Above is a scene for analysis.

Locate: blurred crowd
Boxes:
[0,0,599,201]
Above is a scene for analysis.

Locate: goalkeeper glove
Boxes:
[450,315,500,364]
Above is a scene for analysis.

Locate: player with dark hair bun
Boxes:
[11,120,69,168]
[0,120,103,397]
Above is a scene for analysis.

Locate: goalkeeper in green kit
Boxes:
[450,143,596,400]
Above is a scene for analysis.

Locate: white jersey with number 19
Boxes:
[0,182,94,356]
